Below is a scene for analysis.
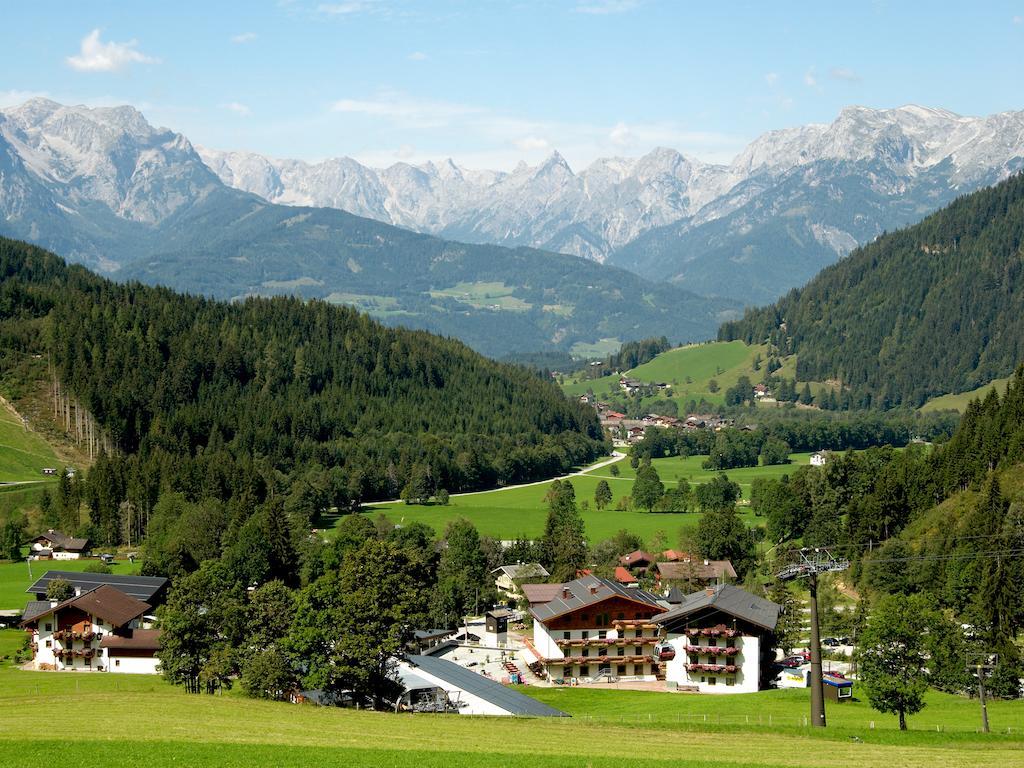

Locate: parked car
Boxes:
[779,655,805,668]
[822,637,840,647]
[654,643,676,661]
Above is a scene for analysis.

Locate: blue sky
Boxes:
[2,1,1022,170]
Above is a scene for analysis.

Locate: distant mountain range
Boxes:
[201,105,1024,303]
[0,98,735,357]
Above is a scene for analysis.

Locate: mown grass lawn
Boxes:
[524,685,1024,735]
[346,452,812,543]
[0,651,1019,768]
[0,558,140,610]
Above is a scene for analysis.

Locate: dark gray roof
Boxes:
[404,655,568,717]
[530,574,662,623]
[29,530,89,552]
[27,570,169,603]
[20,600,52,623]
[665,586,684,605]
[654,583,780,631]
[413,628,452,641]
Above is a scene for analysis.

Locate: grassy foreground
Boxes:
[0,631,1020,768]
[348,451,815,543]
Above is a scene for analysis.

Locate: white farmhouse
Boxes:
[810,451,829,467]
[20,585,161,674]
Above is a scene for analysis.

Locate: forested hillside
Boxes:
[0,237,605,548]
[719,173,1024,408]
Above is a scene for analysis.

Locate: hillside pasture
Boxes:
[344,452,817,543]
[0,400,63,482]
[919,375,1013,413]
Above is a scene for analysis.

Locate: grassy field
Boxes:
[526,686,1023,733]
[561,340,764,405]
[0,631,1019,768]
[341,452,815,544]
[0,559,140,611]
[0,399,63,482]
[920,376,1012,413]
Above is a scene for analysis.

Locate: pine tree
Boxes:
[594,479,613,511]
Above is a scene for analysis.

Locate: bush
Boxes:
[83,561,113,574]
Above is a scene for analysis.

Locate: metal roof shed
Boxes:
[400,655,569,718]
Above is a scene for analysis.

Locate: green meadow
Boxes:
[340,451,816,543]
[920,376,1013,414]
[0,401,62,482]
[0,559,140,611]
[0,627,1020,768]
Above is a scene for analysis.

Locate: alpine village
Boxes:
[0,5,1022,768]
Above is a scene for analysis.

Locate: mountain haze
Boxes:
[0,99,736,356]
[202,105,1024,303]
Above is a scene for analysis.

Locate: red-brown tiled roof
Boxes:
[613,566,637,584]
[100,629,162,651]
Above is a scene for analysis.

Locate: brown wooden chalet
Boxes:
[529,575,667,682]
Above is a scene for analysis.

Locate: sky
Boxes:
[2,1,1022,171]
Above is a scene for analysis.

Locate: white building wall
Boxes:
[52,551,83,560]
[108,654,161,674]
[532,621,560,659]
[663,633,761,694]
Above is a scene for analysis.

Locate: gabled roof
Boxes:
[403,655,568,717]
[22,585,150,629]
[613,566,637,584]
[530,575,662,623]
[618,550,655,567]
[27,571,169,603]
[654,584,780,632]
[491,563,549,580]
[100,628,162,651]
[654,559,737,582]
[520,583,564,605]
[29,529,89,552]
[20,600,53,624]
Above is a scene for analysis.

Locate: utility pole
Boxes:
[777,548,850,729]
[967,652,996,733]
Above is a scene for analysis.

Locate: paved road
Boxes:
[373,451,626,506]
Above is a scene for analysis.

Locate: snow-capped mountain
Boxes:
[199,104,1024,274]
[0,98,737,356]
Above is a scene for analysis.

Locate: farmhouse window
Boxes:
[563,631,571,640]
[45,623,52,632]
[45,640,51,648]
[708,677,717,686]
[617,664,627,675]
[115,659,120,667]
[598,630,607,639]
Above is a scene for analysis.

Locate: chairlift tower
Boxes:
[777,548,850,728]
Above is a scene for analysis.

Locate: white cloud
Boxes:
[396,144,416,159]
[331,92,484,128]
[829,66,861,82]
[575,0,640,14]
[764,72,779,87]
[67,29,158,72]
[231,32,258,44]
[0,89,50,108]
[609,122,634,147]
[222,102,252,117]
[407,51,429,61]
[1014,15,1023,24]
[317,1,375,15]
[803,67,818,88]
[513,135,551,151]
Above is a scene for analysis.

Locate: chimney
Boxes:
[590,585,598,595]
[705,587,715,597]
[562,588,571,600]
